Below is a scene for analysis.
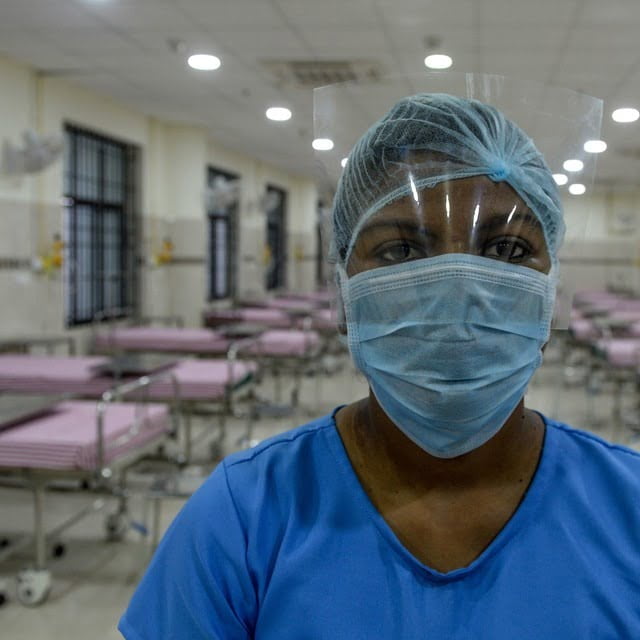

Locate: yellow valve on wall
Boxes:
[262,244,272,266]
[154,237,174,265]
[50,235,64,268]
[38,233,64,275]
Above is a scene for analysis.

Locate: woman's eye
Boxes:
[484,238,530,262]
[378,241,422,263]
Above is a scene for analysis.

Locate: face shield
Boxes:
[314,73,603,330]
[313,74,602,458]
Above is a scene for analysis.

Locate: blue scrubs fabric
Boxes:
[119,413,640,639]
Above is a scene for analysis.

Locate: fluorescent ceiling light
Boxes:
[569,184,586,195]
[312,138,334,151]
[563,159,584,172]
[341,157,348,168]
[553,173,568,186]
[612,108,640,123]
[424,54,453,70]
[583,140,607,154]
[266,107,292,122]
[187,54,221,71]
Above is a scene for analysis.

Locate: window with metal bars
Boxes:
[265,184,287,291]
[206,166,238,300]
[63,125,139,326]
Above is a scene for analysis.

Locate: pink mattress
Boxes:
[582,299,640,316]
[569,319,599,342]
[595,338,640,368]
[0,355,113,395]
[95,326,319,359]
[0,400,170,471]
[306,308,335,331]
[573,291,625,306]
[262,298,316,313]
[94,327,231,355]
[203,307,292,329]
[0,354,257,401]
[145,359,257,400]
[245,329,320,357]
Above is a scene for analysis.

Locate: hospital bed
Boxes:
[0,353,258,462]
[564,291,640,438]
[0,377,173,606]
[565,293,640,379]
[202,306,293,330]
[279,290,333,305]
[92,323,324,412]
[204,304,340,339]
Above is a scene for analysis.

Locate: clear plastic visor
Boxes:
[315,73,603,329]
[344,174,550,278]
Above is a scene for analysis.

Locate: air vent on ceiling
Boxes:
[262,60,384,88]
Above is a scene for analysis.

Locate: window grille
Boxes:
[206,166,238,300]
[63,125,138,326]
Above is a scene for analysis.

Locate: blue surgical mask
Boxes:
[338,254,557,458]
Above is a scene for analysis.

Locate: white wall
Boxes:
[560,190,640,296]
[206,140,319,301]
[0,53,319,348]
[5,49,632,346]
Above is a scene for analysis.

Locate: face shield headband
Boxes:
[332,94,564,269]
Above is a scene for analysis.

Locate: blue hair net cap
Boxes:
[332,93,564,264]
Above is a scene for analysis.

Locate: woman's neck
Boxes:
[336,392,545,493]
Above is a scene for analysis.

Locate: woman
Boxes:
[120,94,640,639]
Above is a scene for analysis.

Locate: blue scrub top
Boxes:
[119,411,640,639]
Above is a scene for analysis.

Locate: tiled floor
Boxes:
[1,335,638,638]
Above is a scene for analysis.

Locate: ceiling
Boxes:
[2,0,640,192]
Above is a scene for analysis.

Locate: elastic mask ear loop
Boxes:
[335,265,349,344]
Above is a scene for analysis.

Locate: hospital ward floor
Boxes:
[1,336,639,639]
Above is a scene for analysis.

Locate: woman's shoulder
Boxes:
[224,410,340,469]
[544,415,640,486]
[205,408,346,508]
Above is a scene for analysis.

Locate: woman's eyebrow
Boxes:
[358,219,434,237]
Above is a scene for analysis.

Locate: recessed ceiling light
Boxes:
[553,173,568,186]
[424,54,453,70]
[569,184,586,195]
[563,159,584,172]
[187,54,221,71]
[312,138,334,151]
[583,140,607,153]
[266,107,292,122]
[612,108,640,123]
[341,157,348,168]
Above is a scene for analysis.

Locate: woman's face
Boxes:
[346,176,551,277]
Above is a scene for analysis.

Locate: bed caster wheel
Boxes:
[173,454,188,468]
[51,542,66,559]
[105,513,128,542]
[16,569,51,607]
[0,578,9,607]
[209,441,223,461]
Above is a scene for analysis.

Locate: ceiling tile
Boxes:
[176,0,286,29]
[273,0,380,27]
[0,0,639,184]
[79,2,194,31]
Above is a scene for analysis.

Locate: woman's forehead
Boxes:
[360,176,538,232]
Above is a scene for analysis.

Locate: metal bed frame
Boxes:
[0,372,179,607]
